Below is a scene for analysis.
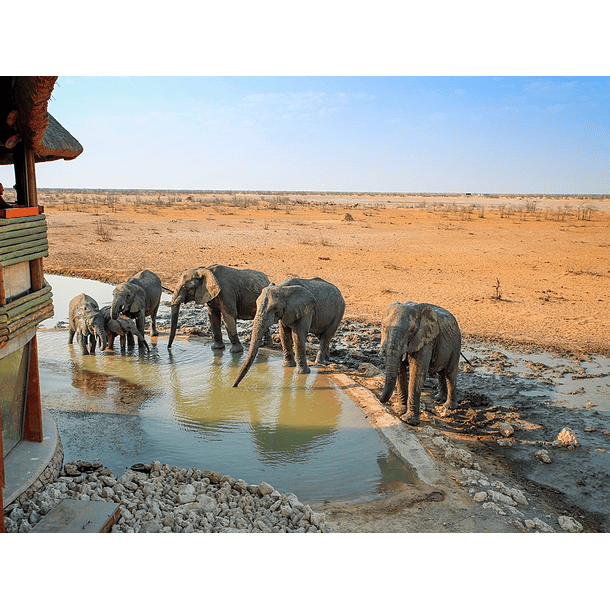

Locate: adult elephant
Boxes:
[168,264,271,352]
[233,277,345,387]
[68,293,108,355]
[379,301,461,426]
[111,269,162,347]
[100,305,150,351]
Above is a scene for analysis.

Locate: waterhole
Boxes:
[38,275,417,503]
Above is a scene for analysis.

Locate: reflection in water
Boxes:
[39,328,417,503]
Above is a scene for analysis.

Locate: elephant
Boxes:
[100,305,150,351]
[68,293,108,355]
[233,277,345,387]
[168,264,271,353]
[379,301,461,426]
[111,269,162,347]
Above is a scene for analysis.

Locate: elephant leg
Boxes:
[150,305,159,337]
[435,373,448,404]
[292,323,311,375]
[401,354,430,426]
[279,322,296,368]
[223,314,243,353]
[315,316,341,364]
[393,359,409,416]
[440,353,460,413]
[89,333,96,354]
[78,332,89,355]
[209,307,225,350]
[120,333,128,350]
[68,326,75,344]
[136,312,147,348]
[262,329,272,346]
[315,333,330,365]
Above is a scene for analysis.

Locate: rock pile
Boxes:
[4,460,334,533]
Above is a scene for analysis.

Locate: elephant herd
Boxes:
[68,264,463,426]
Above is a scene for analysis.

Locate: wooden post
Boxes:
[0,266,5,306]
[24,146,44,290]
[23,334,43,442]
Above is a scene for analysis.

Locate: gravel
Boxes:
[4,460,335,533]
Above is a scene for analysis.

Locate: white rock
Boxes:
[473,491,488,502]
[431,436,451,450]
[558,515,583,533]
[178,483,196,496]
[497,438,512,447]
[258,481,274,496]
[177,493,197,504]
[498,422,515,437]
[482,501,507,516]
[510,488,529,506]
[445,447,474,468]
[535,449,552,464]
[197,495,218,513]
[489,490,518,507]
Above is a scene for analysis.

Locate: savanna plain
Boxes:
[37,189,610,533]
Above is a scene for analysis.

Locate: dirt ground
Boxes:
[38,189,610,533]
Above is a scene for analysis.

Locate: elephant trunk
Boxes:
[379,335,402,403]
[168,303,181,349]
[94,325,108,352]
[111,296,123,320]
[233,314,268,387]
[133,327,150,352]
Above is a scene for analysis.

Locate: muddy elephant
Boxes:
[168,264,271,353]
[379,301,461,426]
[100,305,150,351]
[233,277,345,387]
[68,293,108,355]
[111,269,162,347]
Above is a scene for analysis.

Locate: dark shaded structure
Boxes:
[0,76,82,530]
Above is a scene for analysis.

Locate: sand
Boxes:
[37,190,610,533]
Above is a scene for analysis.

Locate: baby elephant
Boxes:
[379,301,461,426]
[100,306,150,351]
[68,294,108,355]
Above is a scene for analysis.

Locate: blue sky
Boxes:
[24,75,607,195]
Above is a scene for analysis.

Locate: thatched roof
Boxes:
[0,76,83,165]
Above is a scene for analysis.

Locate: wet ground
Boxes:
[41,275,610,531]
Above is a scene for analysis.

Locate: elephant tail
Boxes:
[460,351,473,366]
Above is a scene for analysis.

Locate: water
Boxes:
[462,346,610,412]
[37,275,416,504]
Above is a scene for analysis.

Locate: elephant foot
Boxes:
[151,330,159,337]
[211,342,226,351]
[297,365,311,374]
[282,359,296,368]
[230,343,244,354]
[400,411,420,426]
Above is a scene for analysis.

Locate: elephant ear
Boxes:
[282,286,316,326]
[407,304,440,353]
[130,288,146,313]
[195,268,221,304]
[380,302,402,351]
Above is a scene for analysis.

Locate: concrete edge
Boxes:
[3,408,63,509]
[328,372,445,487]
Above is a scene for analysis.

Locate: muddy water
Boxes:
[38,275,416,503]
[462,346,610,412]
